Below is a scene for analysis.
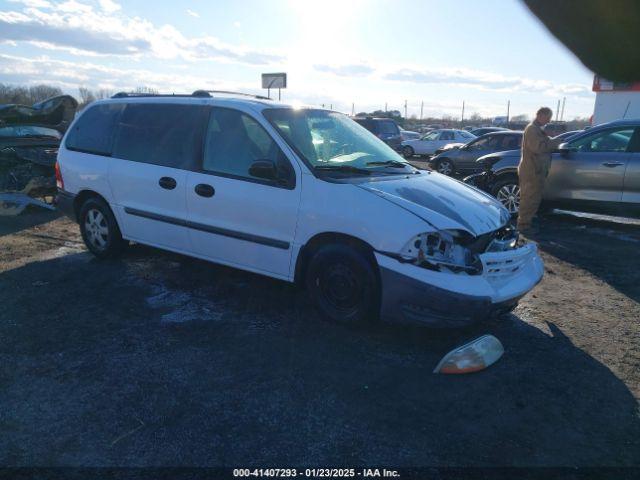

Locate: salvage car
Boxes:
[401,129,475,158]
[429,131,523,176]
[0,124,61,198]
[56,91,544,327]
[0,95,78,201]
[464,120,640,216]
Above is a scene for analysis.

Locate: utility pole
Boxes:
[506,100,510,124]
[560,97,566,121]
[461,100,465,125]
[385,102,387,112]
[556,99,561,120]
[420,101,424,120]
[351,102,355,116]
[404,99,407,119]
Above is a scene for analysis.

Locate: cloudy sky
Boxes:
[0,0,596,119]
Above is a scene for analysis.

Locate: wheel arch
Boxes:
[294,232,378,286]
[490,169,519,190]
[73,190,112,223]
[435,156,455,173]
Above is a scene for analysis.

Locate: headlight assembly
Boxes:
[400,230,482,274]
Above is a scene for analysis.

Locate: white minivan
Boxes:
[56,91,544,327]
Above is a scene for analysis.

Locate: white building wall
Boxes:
[593,91,640,125]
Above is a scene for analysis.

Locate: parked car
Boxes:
[0,95,78,200]
[464,120,640,216]
[401,129,476,158]
[469,127,509,137]
[543,122,568,137]
[553,129,583,142]
[434,142,466,156]
[400,128,421,141]
[429,131,523,176]
[353,117,402,151]
[56,91,543,327]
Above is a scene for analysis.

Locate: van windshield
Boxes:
[263,108,415,176]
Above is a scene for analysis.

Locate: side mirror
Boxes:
[557,142,572,156]
[249,160,278,181]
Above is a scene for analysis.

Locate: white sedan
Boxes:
[401,129,476,157]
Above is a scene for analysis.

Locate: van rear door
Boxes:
[109,102,208,253]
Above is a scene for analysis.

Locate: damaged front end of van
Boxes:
[361,173,544,327]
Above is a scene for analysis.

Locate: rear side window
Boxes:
[112,103,208,169]
[65,103,123,155]
[440,131,454,141]
[378,121,398,134]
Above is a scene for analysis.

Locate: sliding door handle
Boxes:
[195,183,215,198]
[158,177,177,190]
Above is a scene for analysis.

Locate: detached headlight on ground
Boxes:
[399,230,482,274]
[433,335,504,374]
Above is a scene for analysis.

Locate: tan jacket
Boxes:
[519,121,562,177]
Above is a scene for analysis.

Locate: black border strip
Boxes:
[124,207,289,250]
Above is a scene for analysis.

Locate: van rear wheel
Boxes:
[305,244,379,325]
[79,197,126,258]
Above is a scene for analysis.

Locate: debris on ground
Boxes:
[0,192,56,216]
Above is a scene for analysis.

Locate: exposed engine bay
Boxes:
[399,225,519,275]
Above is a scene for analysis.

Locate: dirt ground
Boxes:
[0,209,639,468]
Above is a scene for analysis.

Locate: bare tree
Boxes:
[27,84,63,104]
[78,87,97,108]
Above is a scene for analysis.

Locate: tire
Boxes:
[436,158,454,176]
[79,197,126,259]
[491,177,520,215]
[305,244,379,325]
[402,146,415,158]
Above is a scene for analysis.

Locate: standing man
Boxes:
[517,107,563,234]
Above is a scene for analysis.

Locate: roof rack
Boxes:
[111,90,271,100]
[191,90,271,100]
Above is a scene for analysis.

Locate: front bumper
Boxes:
[376,243,544,328]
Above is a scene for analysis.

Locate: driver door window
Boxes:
[203,108,293,187]
[570,128,634,153]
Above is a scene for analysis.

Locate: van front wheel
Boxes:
[306,244,379,325]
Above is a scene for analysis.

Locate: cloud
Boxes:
[383,67,593,98]
[186,9,199,18]
[314,63,375,77]
[0,53,255,93]
[98,0,121,13]
[0,0,284,65]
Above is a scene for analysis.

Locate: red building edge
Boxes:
[593,75,640,92]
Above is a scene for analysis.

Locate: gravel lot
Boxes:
[0,209,639,467]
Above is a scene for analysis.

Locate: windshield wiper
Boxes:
[366,160,409,168]
[314,165,371,175]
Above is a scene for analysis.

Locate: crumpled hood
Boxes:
[356,172,510,236]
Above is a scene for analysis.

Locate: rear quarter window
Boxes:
[112,103,208,169]
[65,103,123,155]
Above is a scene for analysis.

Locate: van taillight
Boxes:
[55,161,64,190]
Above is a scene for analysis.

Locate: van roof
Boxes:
[94,91,312,111]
